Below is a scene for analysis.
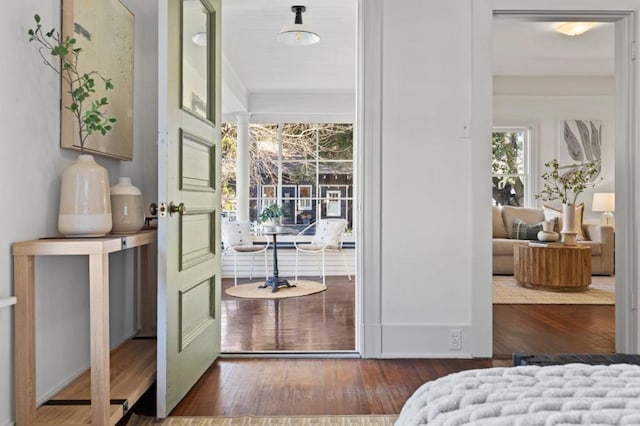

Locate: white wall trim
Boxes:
[381,324,473,358]
[470,0,494,358]
[614,12,640,353]
[474,0,640,356]
[357,0,383,358]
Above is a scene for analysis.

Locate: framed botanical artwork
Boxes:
[61,0,134,160]
[558,119,602,179]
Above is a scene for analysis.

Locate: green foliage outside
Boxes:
[492,131,524,206]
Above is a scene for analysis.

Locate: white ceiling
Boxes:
[221,0,357,94]
[492,19,615,76]
[219,3,615,110]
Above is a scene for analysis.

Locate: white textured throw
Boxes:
[396,364,640,425]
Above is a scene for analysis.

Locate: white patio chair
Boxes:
[222,221,270,287]
[293,218,351,286]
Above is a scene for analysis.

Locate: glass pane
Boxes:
[250,159,278,186]
[492,131,525,175]
[318,162,353,188]
[282,161,316,186]
[182,0,210,120]
[492,175,525,207]
[298,185,312,211]
[282,123,317,160]
[251,124,279,160]
[318,124,353,160]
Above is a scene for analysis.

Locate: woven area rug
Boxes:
[127,414,398,425]
[224,280,326,299]
[493,275,614,304]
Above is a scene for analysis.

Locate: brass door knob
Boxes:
[169,202,186,216]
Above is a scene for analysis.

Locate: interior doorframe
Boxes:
[356,0,383,357]
[473,0,640,354]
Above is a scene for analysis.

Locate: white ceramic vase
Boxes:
[561,203,577,246]
[110,177,145,234]
[58,154,112,237]
[537,220,560,242]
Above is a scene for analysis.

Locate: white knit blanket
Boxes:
[395,364,640,425]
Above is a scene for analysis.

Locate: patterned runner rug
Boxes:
[127,414,398,425]
[493,275,614,304]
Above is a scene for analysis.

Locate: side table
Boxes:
[513,244,591,291]
[258,229,297,293]
[13,230,157,425]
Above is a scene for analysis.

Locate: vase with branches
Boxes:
[28,14,117,236]
[536,159,601,245]
[28,14,116,152]
[535,159,600,205]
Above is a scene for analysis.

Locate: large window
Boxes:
[492,128,531,206]
[222,123,354,229]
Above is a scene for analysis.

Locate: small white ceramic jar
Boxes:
[110,177,145,234]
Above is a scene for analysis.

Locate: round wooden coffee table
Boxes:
[513,244,591,291]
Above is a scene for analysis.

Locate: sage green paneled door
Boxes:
[157,0,222,416]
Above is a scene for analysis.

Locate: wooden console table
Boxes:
[13,230,156,425]
[514,244,591,291]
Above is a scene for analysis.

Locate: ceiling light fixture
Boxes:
[555,22,597,36]
[191,32,207,47]
[276,5,320,46]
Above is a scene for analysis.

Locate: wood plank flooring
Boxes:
[123,275,615,420]
[493,304,614,357]
[222,276,355,352]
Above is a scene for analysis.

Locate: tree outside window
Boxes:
[221,123,354,229]
[492,129,528,206]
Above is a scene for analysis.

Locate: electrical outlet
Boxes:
[449,329,462,350]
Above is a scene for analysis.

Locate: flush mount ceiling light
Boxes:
[191,32,207,47]
[555,22,597,36]
[276,5,320,46]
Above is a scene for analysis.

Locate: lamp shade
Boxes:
[592,192,615,212]
[277,5,320,46]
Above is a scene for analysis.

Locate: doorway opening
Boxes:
[490,14,618,357]
[218,1,359,354]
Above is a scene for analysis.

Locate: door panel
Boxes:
[157,0,222,416]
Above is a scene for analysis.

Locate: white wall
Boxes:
[0,0,157,423]
[378,0,476,357]
[494,76,616,223]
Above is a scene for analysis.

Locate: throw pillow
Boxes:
[511,218,558,241]
[543,203,585,241]
[512,219,544,240]
[501,206,545,238]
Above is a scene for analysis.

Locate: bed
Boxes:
[396,364,640,425]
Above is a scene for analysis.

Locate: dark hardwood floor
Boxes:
[493,304,614,357]
[222,276,356,352]
[124,275,615,420]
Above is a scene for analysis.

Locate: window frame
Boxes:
[491,125,536,207]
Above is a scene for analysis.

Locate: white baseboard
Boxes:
[3,420,15,426]
[380,324,473,358]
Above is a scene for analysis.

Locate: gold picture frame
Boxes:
[61,0,134,160]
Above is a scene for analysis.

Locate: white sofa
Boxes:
[492,205,614,275]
